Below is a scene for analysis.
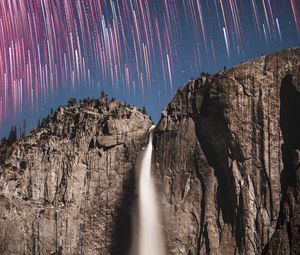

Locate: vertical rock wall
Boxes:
[153,48,300,255]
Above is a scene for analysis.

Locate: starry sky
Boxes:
[0,0,299,138]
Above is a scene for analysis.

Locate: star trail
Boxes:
[0,0,299,136]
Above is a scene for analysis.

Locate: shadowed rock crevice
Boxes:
[264,73,300,254]
[197,95,237,226]
[280,74,300,191]
[194,86,243,251]
[110,166,136,255]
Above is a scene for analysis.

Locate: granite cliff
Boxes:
[0,98,152,254]
[0,47,300,254]
[153,47,300,254]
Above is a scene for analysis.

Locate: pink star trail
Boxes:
[0,0,299,135]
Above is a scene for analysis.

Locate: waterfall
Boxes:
[133,125,166,255]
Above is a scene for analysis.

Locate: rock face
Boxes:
[1,47,300,255]
[0,98,152,254]
[153,47,300,254]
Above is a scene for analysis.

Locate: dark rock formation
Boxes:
[1,47,300,254]
[0,98,152,254]
[153,47,300,254]
[264,73,300,254]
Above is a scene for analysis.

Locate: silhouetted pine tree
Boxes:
[142,106,147,115]
[67,97,77,107]
[7,126,17,144]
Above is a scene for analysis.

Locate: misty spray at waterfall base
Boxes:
[131,126,166,255]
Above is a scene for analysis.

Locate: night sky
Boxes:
[0,0,299,137]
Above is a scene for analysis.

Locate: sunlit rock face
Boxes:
[153,47,300,254]
[0,98,152,255]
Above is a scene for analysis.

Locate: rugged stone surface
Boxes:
[264,72,300,254]
[1,47,300,255]
[153,47,300,254]
[0,98,152,254]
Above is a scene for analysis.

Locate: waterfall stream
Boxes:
[134,125,166,255]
